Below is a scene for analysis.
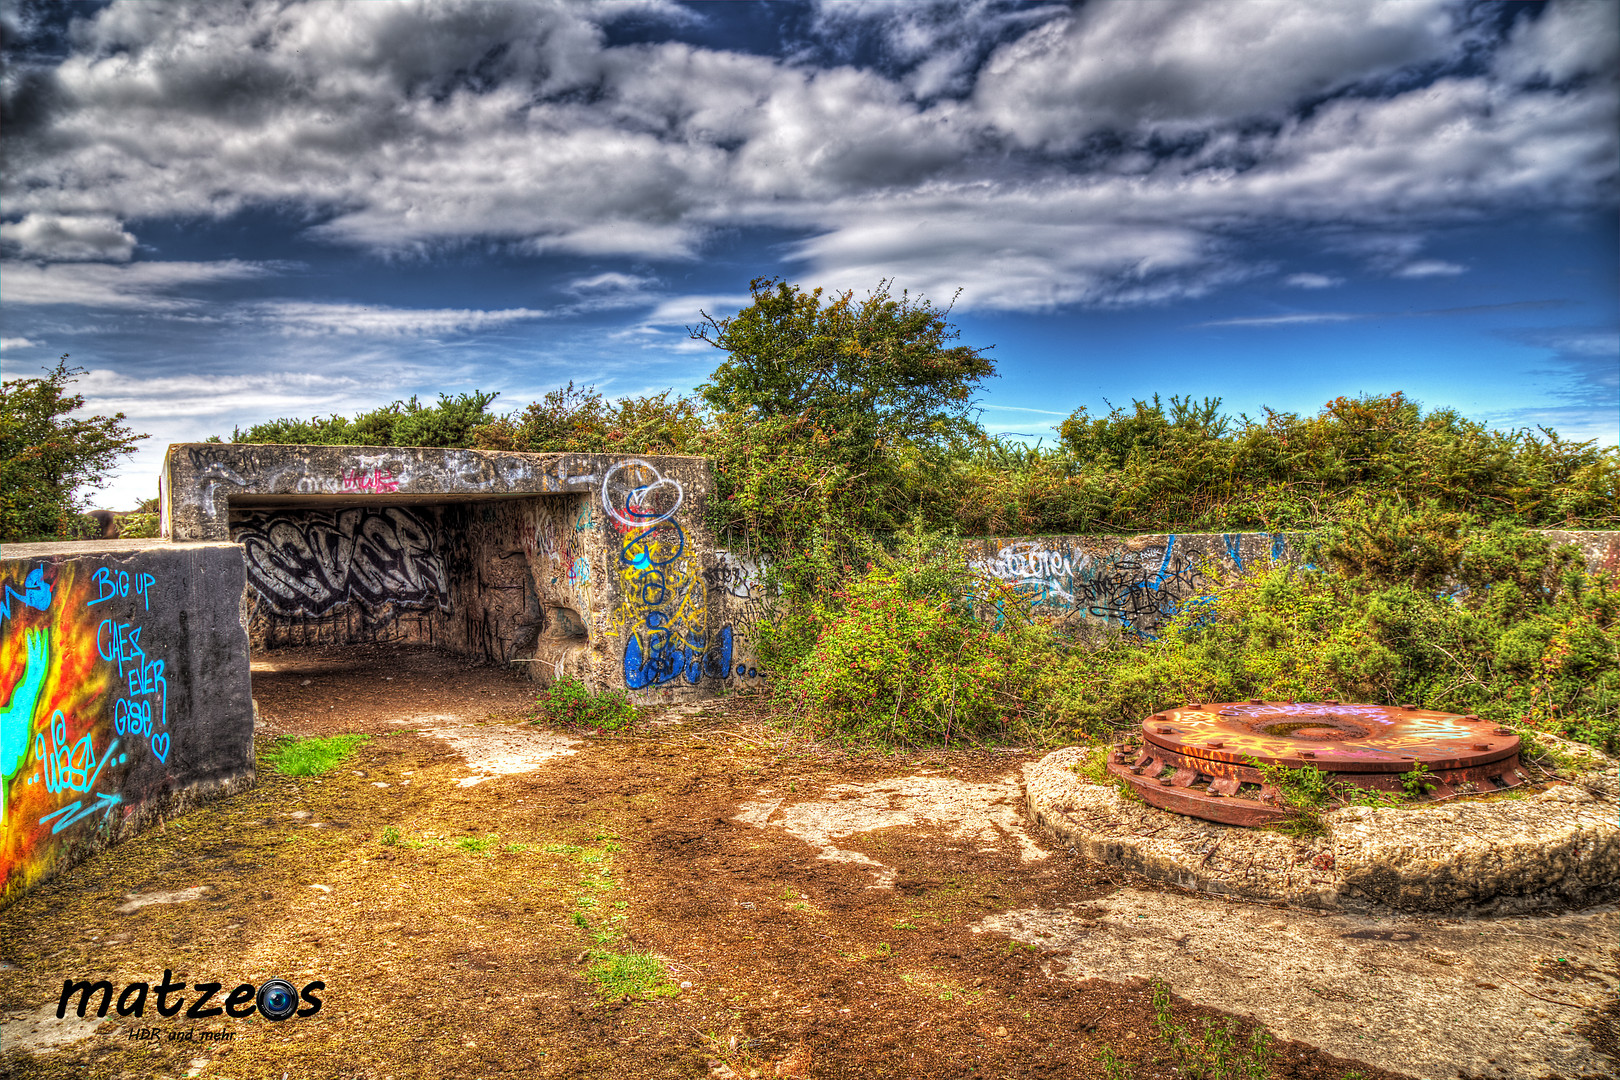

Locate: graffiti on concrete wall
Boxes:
[341,466,399,493]
[234,507,451,619]
[703,551,769,682]
[969,534,1291,638]
[2,559,170,896]
[603,461,733,688]
[523,497,595,594]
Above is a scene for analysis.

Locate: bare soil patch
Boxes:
[2,645,1613,1080]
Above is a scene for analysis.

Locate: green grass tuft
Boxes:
[261,734,371,776]
[585,948,676,999]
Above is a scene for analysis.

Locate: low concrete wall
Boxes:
[1,540,254,907]
[967,530,1620,638]
[162,444,769,701]
[966,532,1295,638]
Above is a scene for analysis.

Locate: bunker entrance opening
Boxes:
[227,492,596,687]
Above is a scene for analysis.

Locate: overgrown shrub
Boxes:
[232,390,500,447]
[533,677,641,732]
[764,524,1046,745]
[765,509,1620,754]
[473,382,707,456]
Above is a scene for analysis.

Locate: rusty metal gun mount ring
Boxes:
[1103,702,1528,827]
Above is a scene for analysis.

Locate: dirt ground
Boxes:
[1,644,1614,1080]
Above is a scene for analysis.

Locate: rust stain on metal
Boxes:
[1104,701,1529,827]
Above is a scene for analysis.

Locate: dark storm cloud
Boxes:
[0,0,1614,312]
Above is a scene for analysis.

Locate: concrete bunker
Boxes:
[161,444,767,702]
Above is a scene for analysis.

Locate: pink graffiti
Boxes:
[341,467,399,494]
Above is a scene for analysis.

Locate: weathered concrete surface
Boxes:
[968,530,1620,638]
[735,774,1048,888]
[0,541,254,907]
[163,443,617,542]
[1024,746,1620,914]
[732,765,1618,1080]
[976,891,1618,1080]
[161,444,769,702]
[1546,529,1620,578]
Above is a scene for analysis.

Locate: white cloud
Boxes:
[562,271,659,310]
[0,213,136,261]
[254,301,550,336]
[972,0,1456,148]
[0,337,40,350]
[643,293,754,326]
[0,260,277,308]
[1494,0,1620,85]
[1202,312,1362,328]
[787,192,1232,310]
[73,367,384,420]
[1488,404,1618,448]
[976,403,1068,417]
[1283,273,1342,289]
[567,271,657,295]
[0,0,1612,316]
[1395,260,1466,278]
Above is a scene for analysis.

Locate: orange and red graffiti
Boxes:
[2,560,161,899]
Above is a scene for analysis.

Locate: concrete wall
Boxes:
[967,530,1620,639]
[1,540,254,907]
[162,444,769,700]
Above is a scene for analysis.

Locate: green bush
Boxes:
[231,390,499,447]
[473,382,707,457]
[764,523,1054,746]
[763,508,1620,755]
[782,568,1021,745]
[533,677,641,731]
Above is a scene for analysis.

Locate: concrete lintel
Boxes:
[161,443,714,542]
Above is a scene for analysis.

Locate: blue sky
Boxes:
[2,0,1616,510]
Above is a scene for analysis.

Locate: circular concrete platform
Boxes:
[1023,736,1618,913]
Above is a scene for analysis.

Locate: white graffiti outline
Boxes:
[600,460,683,529]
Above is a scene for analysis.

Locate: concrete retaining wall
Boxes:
[1,540,254,907]
[967,530,1620,638]
[162,444,769,701]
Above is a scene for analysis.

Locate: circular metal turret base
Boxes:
[1103,701,1528,827]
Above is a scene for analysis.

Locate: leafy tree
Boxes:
[230,390,500,447]
[0,356,145,542]
[693,276,993,450]
[691,277,996,592]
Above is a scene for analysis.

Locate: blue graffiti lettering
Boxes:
[1222,533,1244,572]
[0,564,53,622]
[133,572,156,612]
[87,567,131,607]
[606,460,734,687]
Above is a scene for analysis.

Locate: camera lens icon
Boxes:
[257,978,299,1021]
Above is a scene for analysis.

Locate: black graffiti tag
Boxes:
[234,508,451,618]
